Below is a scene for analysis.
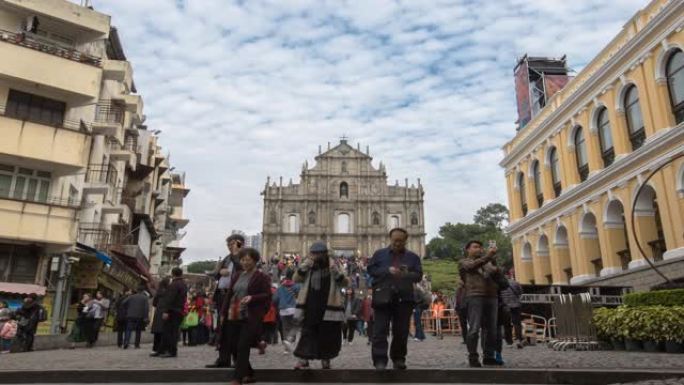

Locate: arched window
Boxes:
[372,211,381,225]
[596,107,614,167]
[518,172,527,216]
[410,212,419,226]
[532,160,543,207]
[390,215,400,229]
[340,182,348,198]
[308,210,316,225]
[337,213,350,234]
[667,50,684,124]
[624,85,645,150]
[288,214,299,233]
[574,127,589,182]
[549,147,561,197]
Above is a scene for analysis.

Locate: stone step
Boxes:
[1,368,683,385]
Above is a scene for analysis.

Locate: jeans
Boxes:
[457,306,468,343]
[124,318,144,348]
[1,338,12,352]
[280,315,298,344]
[465,296,498,360]
[372,301,413,365]
[342,320,357,342]
[413,308,425,340]
[505,307,523,343]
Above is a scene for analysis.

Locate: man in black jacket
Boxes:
[122,287,149,349]
[115,289,132,348]
[15,294,46,352]
[152,268,187,358]
[206,234,243,368]
[367,228,422,370]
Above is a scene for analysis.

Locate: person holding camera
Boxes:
[367,228,423,370]
[459,240,506,367]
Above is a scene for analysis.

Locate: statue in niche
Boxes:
[269,210,277,224]
[372,211,381,226]
[308,210,316,225]
[410,212,419,226]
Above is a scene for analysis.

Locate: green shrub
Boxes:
[623,289,684,307]
[591,306,684,342]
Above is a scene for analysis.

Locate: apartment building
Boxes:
[501,0,684,291]
[0,0,190,332]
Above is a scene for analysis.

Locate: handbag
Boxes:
[371,286,394,308]
[184,311,199,327]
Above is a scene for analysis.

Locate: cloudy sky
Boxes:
[91,0,645,262]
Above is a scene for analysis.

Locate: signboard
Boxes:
[72,259,102,289]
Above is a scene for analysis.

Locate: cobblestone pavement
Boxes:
[0,336,682,371]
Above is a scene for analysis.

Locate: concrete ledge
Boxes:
[1,368,683,385]
[32,332,153,351]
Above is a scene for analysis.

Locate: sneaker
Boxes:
[516,341,524,349]
[469,358,482,368]
[257,341,267,355]
[494,351,505,365]
[374,362,387,370]
[348,341,353,346]
[392,360,407,370]
[283,340,293,353]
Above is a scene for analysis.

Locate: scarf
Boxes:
[310,266,330,291]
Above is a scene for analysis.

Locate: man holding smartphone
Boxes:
[459,240,502,367]
[367,228,423,370]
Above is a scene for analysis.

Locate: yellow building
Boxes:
[501,0,684,290]
[0,0,190,333]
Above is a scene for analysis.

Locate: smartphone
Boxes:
[489,240,496,248]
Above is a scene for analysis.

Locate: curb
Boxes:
[1,368,683,384]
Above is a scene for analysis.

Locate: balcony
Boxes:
[3,0,110,36]
[77,222,110,250]
[0,195,78,245]
[91,101,125,137]
[83,163,118,196]
[0,31,101,98]
[107,138,136,166]
[103,60,133,90]
[0,111,90,170]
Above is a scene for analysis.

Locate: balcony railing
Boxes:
[601,148,615,168]
[0,29,101,67]
[553,182,562,198]
[578,164,589,182]
[0,103,89,132]
[0,189,80,208]
[649,239,666,262]
[85,164,118,186]
[536,193,544,208]
[77,223,110,250]
[95,101,125,125]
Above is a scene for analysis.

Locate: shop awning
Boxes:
[76,242,113,266]
[0,282,47,296]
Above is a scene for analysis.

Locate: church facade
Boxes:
[261,139,426,258]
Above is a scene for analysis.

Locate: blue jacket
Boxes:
[273,280,300,310]
[367,247,423,302]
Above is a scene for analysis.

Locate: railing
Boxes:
[0,189,80,208]
[95,101,125,125]
[553,182,562,198]
[77,223,110,249]
[0,103,88,132]
[85,164,118,186]
[536,193,544,208]
[601,148,615,167]
[578,164,589,182]
[648,239,666,262]
[0,29,101,67]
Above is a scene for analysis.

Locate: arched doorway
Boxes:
[633,185,666,261]
[579,212,602,277]
[604,200,630,271]
[554,225,572,283]
[535,234,552,284]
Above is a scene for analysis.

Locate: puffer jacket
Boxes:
[500,279,523,308]
[0,319,18,339]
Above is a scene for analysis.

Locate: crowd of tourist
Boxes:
[0,228,524,385]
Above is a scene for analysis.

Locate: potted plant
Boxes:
[621,307,646,351]
[662,307,684,354]
[606,307,625,350]
[640,307,664,352]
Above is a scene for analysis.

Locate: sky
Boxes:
[90,0,646,263]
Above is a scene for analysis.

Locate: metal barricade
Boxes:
[548,293,599,351]
[521,313,548,345]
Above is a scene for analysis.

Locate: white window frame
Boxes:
[0,164,51,203]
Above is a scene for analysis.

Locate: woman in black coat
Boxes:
[150,278,170,354]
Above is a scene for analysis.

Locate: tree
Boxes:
[473,203,509,230]
[425,203,514,273]
[186,260,218,274]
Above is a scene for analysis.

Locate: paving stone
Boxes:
[0,336,682,371]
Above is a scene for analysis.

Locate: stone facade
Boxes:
[261,139,425,258]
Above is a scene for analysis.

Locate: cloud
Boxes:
[89,0,644,261]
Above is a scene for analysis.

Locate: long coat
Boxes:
[221,270,272,337]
